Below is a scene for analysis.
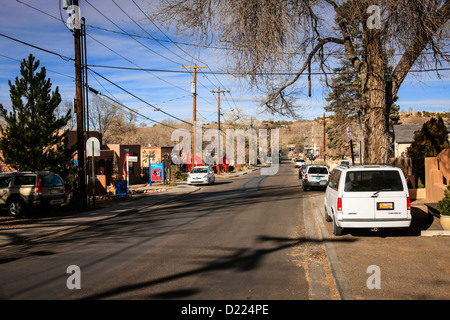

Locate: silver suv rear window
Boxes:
[308,167,328,174]
[344,170,404,192]
[42,174,63,187]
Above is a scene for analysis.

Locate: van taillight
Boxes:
[305,174,308,179]
[407,196,411,210]
[36,174,42,194]
[337,197,343,213]
[328,174,331,180]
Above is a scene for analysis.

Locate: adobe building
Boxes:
[66,131,142,193]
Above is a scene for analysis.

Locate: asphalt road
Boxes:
[0,162,332,300]
[0,160,448,303]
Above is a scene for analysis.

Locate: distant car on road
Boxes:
[298,164,311,179]
[294,158,306,168]
[301,165,330,191]
[324,164,411,235]
[0,171,66,218]
[187,166,215,185]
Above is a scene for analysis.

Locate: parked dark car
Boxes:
[0,171,66,217]
[298,164,311,179]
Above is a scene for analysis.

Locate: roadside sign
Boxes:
[346,126,353,141]
[149,162,165,186]
[86,137,100,157]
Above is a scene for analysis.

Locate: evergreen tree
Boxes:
[407,116,449,158]
[407,116,449,187]
[0,54,76,176]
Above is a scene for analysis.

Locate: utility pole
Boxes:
[211,86,230,174]
[323,113,326,162]
[71,0,86,206]
[182,65,206,165]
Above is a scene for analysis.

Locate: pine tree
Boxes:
[407,116,449,158]
[0,54,76,175]
[407,116,449,187]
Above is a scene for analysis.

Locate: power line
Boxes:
[15,0,450,59]
[87,68,192,126]
[0,53,74,79]
[87,86,179,130]
[0,33,74,61]
[86,33,190,94]
[86,63,450,76]
[84,0,182,67]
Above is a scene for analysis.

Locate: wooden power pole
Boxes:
[71,0,86,206]
[182,65,206,165]
[211,86,230,174]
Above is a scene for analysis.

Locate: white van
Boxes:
[324,165,411,235]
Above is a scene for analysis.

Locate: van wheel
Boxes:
[324,205,332,222]
[333,219,343,236]
[8,198,25,218]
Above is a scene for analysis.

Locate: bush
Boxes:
[417,178,425,189]
[437,184,450,216]
[172,168,185,181]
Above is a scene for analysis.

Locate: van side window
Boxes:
[330,169,341,191]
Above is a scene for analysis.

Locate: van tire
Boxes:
[333,219,343,236]
[7,197,25,218]
[324,205,333,222]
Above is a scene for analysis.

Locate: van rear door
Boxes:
[373,191,409,220]
[342,191,375,220]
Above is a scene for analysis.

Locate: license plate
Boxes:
[315,177,321,180]
[377,202,394,210]
[51,189,57,194]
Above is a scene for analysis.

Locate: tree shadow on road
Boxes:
[80,234,355,300]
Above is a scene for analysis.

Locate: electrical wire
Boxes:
[87,67,193,126]
[87,87,179,130]
[0,33,74,61]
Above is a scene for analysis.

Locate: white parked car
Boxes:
[187,166,215,185]
[324,165,411,235]
[294,158,306,168]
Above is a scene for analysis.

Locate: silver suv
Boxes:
[302,165,330,191]
[0,171,66,217]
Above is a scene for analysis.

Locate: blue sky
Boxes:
[0,0,449,127]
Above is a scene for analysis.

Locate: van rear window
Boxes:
[344,170,404,192]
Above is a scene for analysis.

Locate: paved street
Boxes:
[0,161,449,301]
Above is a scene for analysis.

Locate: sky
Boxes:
[0,0,449,128]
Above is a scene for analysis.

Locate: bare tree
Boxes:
[88,95,120,138]
[150,0,449,163]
